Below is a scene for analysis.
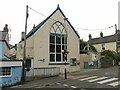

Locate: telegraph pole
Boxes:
[115,24,118,54]
[22,5,28,82]
[115,24,117,34]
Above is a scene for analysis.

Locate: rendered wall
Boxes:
[0,61,22,87]
[0,67,22,87]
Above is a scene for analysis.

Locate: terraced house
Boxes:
[88,31,120,53]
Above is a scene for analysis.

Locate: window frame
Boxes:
[0,67,12,77]
[49,21,67,63]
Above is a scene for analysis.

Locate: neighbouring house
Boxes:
[0,28,9,60]
[87,31,120,68]
[0,24,22,88]
[0,60,22,87]
[14,5,80,77]
[88,31,120,53]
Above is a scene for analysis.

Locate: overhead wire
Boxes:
[28,6,116,31]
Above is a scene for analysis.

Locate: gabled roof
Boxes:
[26,5,80,38]
[88,34,117,44]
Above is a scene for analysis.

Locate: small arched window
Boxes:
[49,21,67,62]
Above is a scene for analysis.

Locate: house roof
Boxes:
[26,5,80,39]
[88,34,117,44]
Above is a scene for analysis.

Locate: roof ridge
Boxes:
[88,34,116,44]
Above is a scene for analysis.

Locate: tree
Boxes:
[80,39,97,53]
[80,39,87,50]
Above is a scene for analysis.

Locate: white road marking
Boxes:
[97,78,118,84]
[71,86,77,88]
[56,82,61,85]
[88,77,108,82]
[11,85,22,88]
[79,76,98,81]
[108,81,120,87]
[63,84,68,87]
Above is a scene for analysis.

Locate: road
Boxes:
[8,66,120,89]
[43,66,119,89]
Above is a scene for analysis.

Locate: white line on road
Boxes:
[56,82,61,85]
[108,81,120,87]
[97,78,118,84]
[63,84,68,87]
[79,76,98,81]
[88,77,108,82]
[11,85,22,88]
[71,86,77,88]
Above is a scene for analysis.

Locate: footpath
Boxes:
[9,69,99,88]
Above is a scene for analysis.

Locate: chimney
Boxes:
[89,34,92,40]
[3,24,9,32]
[2,24,9,42]
[100,32,103,38]
[21,32,25,41]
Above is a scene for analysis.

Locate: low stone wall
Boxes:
[25,67,60,81]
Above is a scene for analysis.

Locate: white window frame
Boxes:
[0,67,12,77]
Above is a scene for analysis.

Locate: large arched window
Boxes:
[50,21,67,62]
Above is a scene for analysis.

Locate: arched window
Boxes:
[50,21,67,62]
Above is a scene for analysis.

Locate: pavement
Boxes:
[9,69,99,88]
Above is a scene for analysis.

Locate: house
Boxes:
[88,31,120,53]
[15,5,80,76]
[0,24,22,87]
[0,25,10,60]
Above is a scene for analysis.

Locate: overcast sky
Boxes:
[0,0,119,45]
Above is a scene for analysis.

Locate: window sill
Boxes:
[0,75,12,78]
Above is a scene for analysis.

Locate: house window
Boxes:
[50,21,67,62]
[0,67,11,76]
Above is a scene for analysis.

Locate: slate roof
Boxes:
[26,5,80,39]
[88,34,117,44]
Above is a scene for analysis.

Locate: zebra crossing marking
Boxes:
[79,76,98,81]
[79,75,119,87]
[108,81,120,87]
[97,78,118,84]
[88,77,108,82]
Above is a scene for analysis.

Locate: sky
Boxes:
[0,0,119,45]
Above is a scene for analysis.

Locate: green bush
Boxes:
[100,50,115,59]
